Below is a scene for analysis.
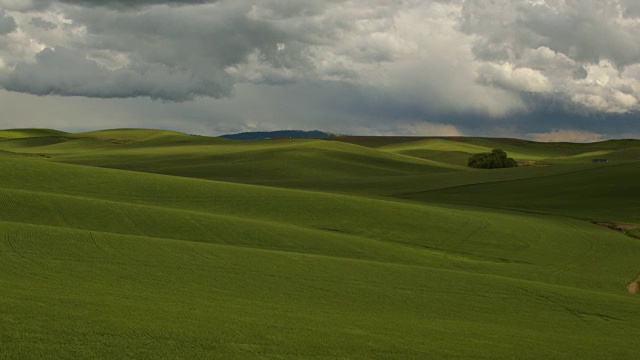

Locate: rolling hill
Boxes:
[1,128,639,358]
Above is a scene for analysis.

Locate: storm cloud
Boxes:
[0,10,16,34]
[0,0,639,138]
[58,0,212,6]
[0,0,212,11]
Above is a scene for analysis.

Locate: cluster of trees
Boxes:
[467,149,517,169]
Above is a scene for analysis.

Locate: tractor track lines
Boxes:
[5,233,27,260]
[89,231,107,255]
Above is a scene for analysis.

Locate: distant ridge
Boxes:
[220,130,335,140]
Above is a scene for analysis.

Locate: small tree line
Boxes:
[468,149,517,169]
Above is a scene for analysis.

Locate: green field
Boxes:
[1,128,640,358]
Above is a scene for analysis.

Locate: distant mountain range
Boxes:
[220,130,336,140]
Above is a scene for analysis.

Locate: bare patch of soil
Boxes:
[626,272,640,294]
[516,160,548,167]
[594,222,640,232]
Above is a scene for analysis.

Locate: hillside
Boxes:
[1,129,640,358]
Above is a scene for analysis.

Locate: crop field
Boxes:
[1,128,640,358]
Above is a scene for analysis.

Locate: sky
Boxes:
[0,0,639,140]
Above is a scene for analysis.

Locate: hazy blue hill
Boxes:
[220,130,335,140]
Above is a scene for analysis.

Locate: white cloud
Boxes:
[478,62,553,93]
[565,60,640,112]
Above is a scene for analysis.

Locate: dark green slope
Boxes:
[402,162,640,223]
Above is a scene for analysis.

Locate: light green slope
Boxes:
[35,139,465,181]
[376,138,494,166]
[0,129,465,181]
[0,128,68,139]
[0,129,227,153]
[379,138,492,153]
[341,136,640,165]
[75,128,189,142]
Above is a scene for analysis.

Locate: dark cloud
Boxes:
[56,0,214,8]
[0,0,213,12]
[0,11,17,35]
[622,0,640,17]
[0,47,232,100]
[0,1,50,12]
[5,1,355,101]
[0,2,293,101]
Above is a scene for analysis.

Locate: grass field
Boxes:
[1,128,640,358]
